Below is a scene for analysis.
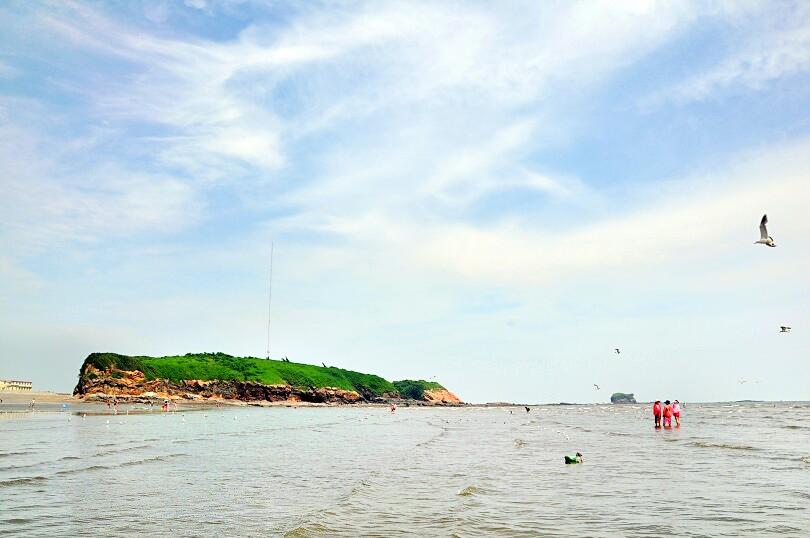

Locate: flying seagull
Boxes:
[614,348,621,355]
[739,379,747,384]
[593,384,600,390]
[780,326,791,333]
[755,214,776,247]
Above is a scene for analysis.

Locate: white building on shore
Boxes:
[0,379,33,392]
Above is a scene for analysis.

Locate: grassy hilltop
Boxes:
[80,352,446,400]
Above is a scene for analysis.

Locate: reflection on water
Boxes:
[1,402,808,536]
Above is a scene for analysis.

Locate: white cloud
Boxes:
[644,3,810,106]
[294,138,810,288]
[0,116,202,254]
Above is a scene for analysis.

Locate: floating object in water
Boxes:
[564,452,583,464]
[458,485,479,496]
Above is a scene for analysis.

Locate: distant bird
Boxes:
[780,326,791,333]
[755,214,776,247]
[593,384,600,390]
[525,406,531,413]
[614,348,621,355]
[322,362,327,368]
[739,379,747,384]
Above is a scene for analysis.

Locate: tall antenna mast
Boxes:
[266,240,274,360]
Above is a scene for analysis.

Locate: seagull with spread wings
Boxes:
[755,214,776,247]
[780,326,791,333]
[593,384,600,390]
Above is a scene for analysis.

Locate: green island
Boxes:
[610,392,637,404]
[75,352,462,405]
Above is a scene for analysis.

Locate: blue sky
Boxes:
[1,1,809,403]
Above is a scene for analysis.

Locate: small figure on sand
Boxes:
[390,403,397,413]
[30,398,36,411]
[564,452,583,464]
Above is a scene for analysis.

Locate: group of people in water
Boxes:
[653,399,681,428]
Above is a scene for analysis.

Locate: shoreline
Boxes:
[3,392,805,410]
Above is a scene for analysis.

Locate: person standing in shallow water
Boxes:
[662,400,673,428]
[653,400,662,428]
[672,400,681,427]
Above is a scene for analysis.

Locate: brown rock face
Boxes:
[74,364,463,405]
[74,365,366,404]
[423,388,463,404]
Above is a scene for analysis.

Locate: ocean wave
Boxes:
[284,522,334,537]
[92,444,153,457]
[0,475,48,488]
[51,453,187,477]
[1,517,33,525]
[689,441,758,451]
[119,453,187,467]
[56,464,111,476]
[457,485,481,496]
[0,451,33,458]
[0,461,46,472]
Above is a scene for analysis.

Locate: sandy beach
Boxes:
[0,391,75,404]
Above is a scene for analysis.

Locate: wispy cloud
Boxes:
[644,3,810,106]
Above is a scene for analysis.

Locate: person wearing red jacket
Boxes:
[662,400,674,428]
[653,400,662,428]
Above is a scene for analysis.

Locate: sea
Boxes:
[1,401,809,537]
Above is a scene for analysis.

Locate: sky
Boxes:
[1,0,809,403]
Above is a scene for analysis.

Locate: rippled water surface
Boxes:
[2,402,809,536]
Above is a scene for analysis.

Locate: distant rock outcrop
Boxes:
[610,392,637,404]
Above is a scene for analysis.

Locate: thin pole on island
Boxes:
[266,240,274,360]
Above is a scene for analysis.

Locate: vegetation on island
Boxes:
[610,392,637,403]
[80,352,447,400]
[393,379,443,400]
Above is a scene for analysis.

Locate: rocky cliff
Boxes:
[73,353,463,406]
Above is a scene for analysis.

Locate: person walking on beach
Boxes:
[662,400,673,428]
[673,400,682,427]
[653,400,662,428]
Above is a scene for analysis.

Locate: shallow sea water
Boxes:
[2,402,809,537]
